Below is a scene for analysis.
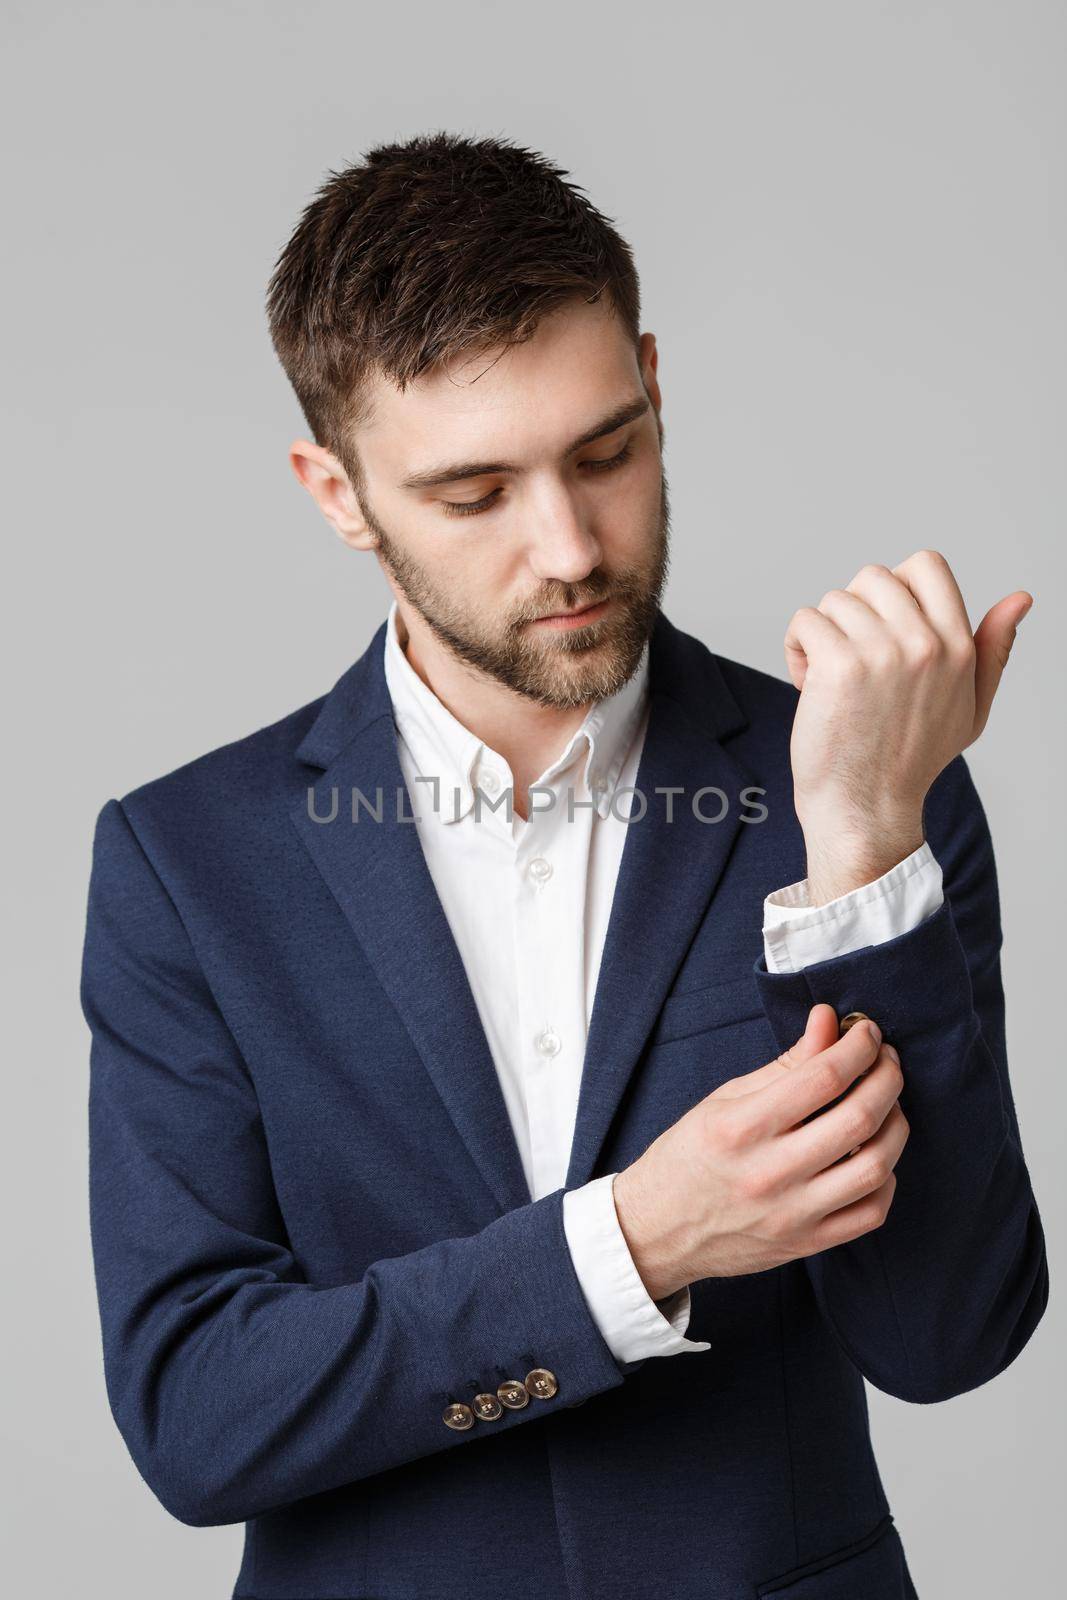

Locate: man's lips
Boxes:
[529,598,612,629]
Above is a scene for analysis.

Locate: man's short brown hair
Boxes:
[266,130,642,497]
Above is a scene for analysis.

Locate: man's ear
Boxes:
[288,439,377,550]
[639,332,661,413]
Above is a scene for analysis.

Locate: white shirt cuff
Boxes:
[562,1173,710,1362]
[762,840,944,975]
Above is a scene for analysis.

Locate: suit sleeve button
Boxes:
[472,1392,504,1420]
[497,1380,530,1409]
[442,1403,474,1430]
[525,1367,559,1399]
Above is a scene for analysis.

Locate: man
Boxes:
[81,132,1048,1599]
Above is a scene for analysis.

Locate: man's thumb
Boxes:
[972,590,1033,741]
[713,1004,840,1101]
[778,1003,839,1069]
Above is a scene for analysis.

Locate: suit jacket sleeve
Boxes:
[751,753,1049,1404]
[81,798,633,1529]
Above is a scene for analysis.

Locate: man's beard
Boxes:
[358,470,672,711]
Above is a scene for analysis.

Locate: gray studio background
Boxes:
[3,2,1062,1594]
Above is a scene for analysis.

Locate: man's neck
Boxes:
[395,604,593,816]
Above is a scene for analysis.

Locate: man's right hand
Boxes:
[611,1004,909,1300]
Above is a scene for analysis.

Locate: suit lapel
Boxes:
[564,664,753,1190]
[289,627,534,1216]
[289,610,754,1217]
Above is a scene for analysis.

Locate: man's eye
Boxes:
[440,490,502,519]
[585,442,634,475]
[439,442,635,518]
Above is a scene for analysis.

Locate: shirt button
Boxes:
[535,1028,561,1057]
[588,768,605,791]
[528,856,553,883]
[479,768,502,795]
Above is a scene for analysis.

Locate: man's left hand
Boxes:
[783,549,1032,906]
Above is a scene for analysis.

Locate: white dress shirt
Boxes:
[381,600,944,1363]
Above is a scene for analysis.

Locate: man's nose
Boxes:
[523,489,603,585]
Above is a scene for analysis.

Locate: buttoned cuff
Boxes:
[761,840,944,975]
[562,1174,710,1362]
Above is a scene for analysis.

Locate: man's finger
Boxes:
[890,549,973,644]
[790,1002,840,1066]
[971,591,1033,741]
[716,998,844,1100]
[757,1016,884,1135]
[816,588,887,648]
[715,1003,838,1100]
[783,607,848,692]
[845,563,925,632]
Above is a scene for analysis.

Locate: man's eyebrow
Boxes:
[397,395,652,491]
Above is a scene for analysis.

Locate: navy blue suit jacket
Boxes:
[81,609,1048,1599]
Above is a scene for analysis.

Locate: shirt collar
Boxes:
[382,597,649,824]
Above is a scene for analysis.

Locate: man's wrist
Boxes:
[801,812,926,907]
[611,1170,687,1303]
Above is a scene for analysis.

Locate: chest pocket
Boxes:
[648,973,765,1048]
